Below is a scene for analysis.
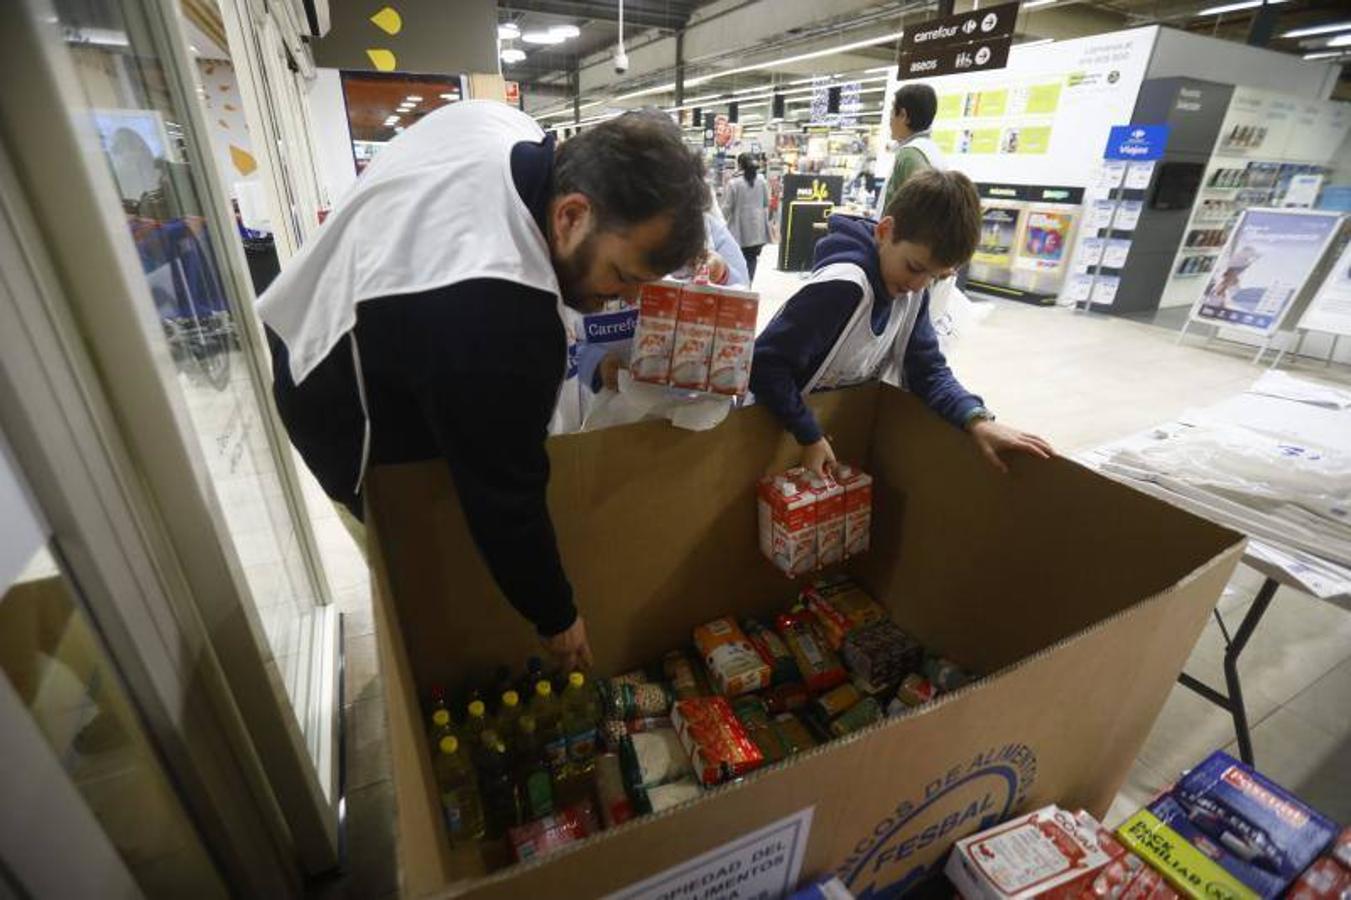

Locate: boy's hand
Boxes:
[802,437,837,477]
[541,615,593,672]
[704,251,730,285]
[600,353,624,391]
[967,420,1054,474]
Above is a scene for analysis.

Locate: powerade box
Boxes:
[1117,751,1337,900]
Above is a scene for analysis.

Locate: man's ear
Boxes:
[552,192,592,250]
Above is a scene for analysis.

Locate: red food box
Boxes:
[1287,857,1351,900]
[507,800,600,862]
[630,280,682,384]
[1041,815,1131,900]
[671,696,764,786]
[670,284,719,390]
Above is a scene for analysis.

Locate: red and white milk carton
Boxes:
[670,284,719,391]
[793,470,845,568]
[708,289,759,397]
[757,470,818,577]
[834,464,873,558]
[945,806,1121,900]
[630,280,683,384]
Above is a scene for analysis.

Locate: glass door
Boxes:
[0,0,340,877]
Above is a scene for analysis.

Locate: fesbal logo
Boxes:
[837,743,1038,899]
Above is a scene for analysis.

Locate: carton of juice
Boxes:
[834,463,873,558]
[757,473,818,577]
[707,289,759,396]
[669,284,719,390]
[630,280,682,384]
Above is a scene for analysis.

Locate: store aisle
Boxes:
[303,259,1351,897]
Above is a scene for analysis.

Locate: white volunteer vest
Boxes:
[799,263,923,395]
[256,101,563,489]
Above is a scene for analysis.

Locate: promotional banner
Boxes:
[1014,210,1074,272]
[973,205,1022,266]
[1298,238,1351,338]
[1191,209,1343,336]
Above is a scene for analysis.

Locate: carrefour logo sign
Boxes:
[1104,124,1169,161]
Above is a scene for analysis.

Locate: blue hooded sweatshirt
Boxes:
[749,214,983,445]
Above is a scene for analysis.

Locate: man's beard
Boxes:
[555,232,601,313]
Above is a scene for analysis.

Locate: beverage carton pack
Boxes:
[794,471,845,568]
[803,575,888,649]
[1116,751,1338,900]
[758,472,818,577]
[670,285,719,390]
[707,289,759,397]
[630,281,682,384]
[833,464,873,558]
[945,806,1121,900]
[693,616,772,696]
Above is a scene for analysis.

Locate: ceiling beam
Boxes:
[500,1,691,32]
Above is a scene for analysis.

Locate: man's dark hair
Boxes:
[891,83,938,132]
[553,110,707,274]
[883,168,981,267]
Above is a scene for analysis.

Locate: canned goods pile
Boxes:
[422,576,978,873]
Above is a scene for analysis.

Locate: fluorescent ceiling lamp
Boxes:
[440,93,458,100]
[190,44,200,53]
[1196,0,1287,16]
[685,30,905,87]
[522,30,566,44]
[1282,20,1351,37]
[1023,0,1057,7]
[406,95,423,101]
[1019,38,1055,47]
[549,24,581,38]
[1302,49,1347,58]
[1329,32,1351,46]
[501,48,527,63]
[498,23,520,39]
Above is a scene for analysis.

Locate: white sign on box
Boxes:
[604,807,813,900]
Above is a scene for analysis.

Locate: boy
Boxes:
[750,169,1053,475]
[880,83,946,213]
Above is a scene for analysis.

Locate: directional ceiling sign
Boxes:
[897,1,1018,79]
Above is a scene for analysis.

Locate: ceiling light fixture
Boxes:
[1019,38,1055,47]
[1281,20,1351,37]
[440,93,458,101]
[684,30,905,87]
[522,30,566,44]
[1328,32,1351,46]
[1302,49,1347,58]
[501,48,527,63]
[498,23,520,39]
[1195,0,1287,17]
[549,24,581,39]
[1023,0,1057,8]
[406,95,423,101]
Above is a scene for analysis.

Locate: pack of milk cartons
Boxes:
[630,279,758,397]
[757,464,872,577]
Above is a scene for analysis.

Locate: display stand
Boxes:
[1275,231,1351,368]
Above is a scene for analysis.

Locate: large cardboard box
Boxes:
[366,384,1243,899]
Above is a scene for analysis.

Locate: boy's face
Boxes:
[875,217,956,296]
[890,108,911,141]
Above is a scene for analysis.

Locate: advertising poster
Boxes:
[973,204,1022,266]
[1014,210,1074,271]
[1298,238,1351,338]
[1192,209,1343,335]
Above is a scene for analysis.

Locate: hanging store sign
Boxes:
[897,2,1017,79]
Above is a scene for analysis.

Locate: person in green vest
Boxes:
[880,83,946,213]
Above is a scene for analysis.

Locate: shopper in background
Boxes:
[257,103,707,672]
[722,152,772,284]
[750,169,1053,476]
[879,83,946,214]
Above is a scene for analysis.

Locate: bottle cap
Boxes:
[535,680,553,698]
[502,690,520,708]
[568,672,585,688]
[439,735,459,754]
[468,700,486,718]
[431,709,450,727]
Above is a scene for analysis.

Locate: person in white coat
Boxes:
[257,104,707,671]
[721,153,772,284]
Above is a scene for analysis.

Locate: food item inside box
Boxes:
[604,680,675,720]
[694,616,772,696]
[672,696,765,786]
[732,696,789,763]
[946,806,1122,900]
[776,610,848,694]
[812,682,862,721]
[770,713,818,755]
[663,649,712,700]
[630,280,681,384]
[1117,751,1338,900]
[803,575,888,649]
[1332,827,1351,870]
[594,753,635,829]
[764,681,811,714]
[708,289,758,397]
[758,472,818,577]
[611,669,651,687]
[670,285,719,390]
[619,728,693,790]
[843,620,923,686]
[507,800,599,863]
[828,696,882,737]
[744,617,802,685]
[645,777,703,813]
[924,655,974,693]
[893,673,937,711]
[1286,857,1350,900]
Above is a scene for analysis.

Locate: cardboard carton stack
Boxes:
[631,279,758,397]
[758,465,872,577]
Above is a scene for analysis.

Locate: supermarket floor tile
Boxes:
[297,252,1351,897]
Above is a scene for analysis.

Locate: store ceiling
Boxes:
[340,73,464,142]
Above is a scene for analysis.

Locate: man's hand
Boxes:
[802,437,837,477]
[541,616,593,673]
[600,353,623,391]
[703,251,730,285]
[967,419,1054,474]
